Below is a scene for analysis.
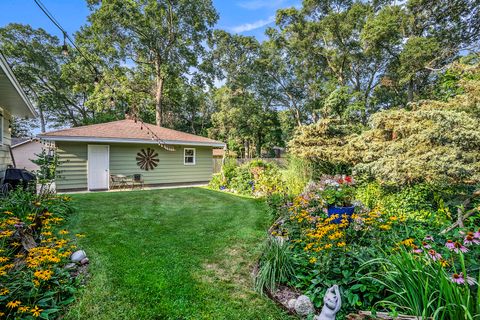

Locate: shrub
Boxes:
[255,237,296,293]
[0,189,82,319]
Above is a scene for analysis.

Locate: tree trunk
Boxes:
[407,78,414,102]
[155,75,164,126]
[39,106,46,133]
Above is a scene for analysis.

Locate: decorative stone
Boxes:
[71,250,87,262]
[294,295,314,316]
[287,298,297,310]
[315,285,341,320]
[64,263,77,270]
[80,257,89,265]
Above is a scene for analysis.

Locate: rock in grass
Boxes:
[64,263,77,270]
[71,250,87,262]
[80,257,89,265]
[294,295,314,316]
[287,298,297,310]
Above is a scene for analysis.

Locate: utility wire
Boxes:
[32,0,173,149]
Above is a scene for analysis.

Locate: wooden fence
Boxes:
[212,158,287,173]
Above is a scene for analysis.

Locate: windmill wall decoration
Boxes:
[136,148,159,171]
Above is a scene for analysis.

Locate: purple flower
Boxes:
[453,241,469,253]
[424,235,434,241]
[451,273,476,285]
[219,186,226,190]
[464,235,479,246]
[451,273,465,284]
[412,245,423,254]
[445,240,455,250]
[428,249,442,261]
[474,229,480,239]
[422,241,431,249]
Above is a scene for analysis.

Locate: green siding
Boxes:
[55,142,213,191]
[0,110,12,179]
[55,142,88,191]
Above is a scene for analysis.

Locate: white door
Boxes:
[88,145,110,190]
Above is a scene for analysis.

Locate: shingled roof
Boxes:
[38,119,225,147]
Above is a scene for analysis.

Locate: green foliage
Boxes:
[31,149,58,182]
[363,247,480,319]
[255,237,296,293]
[353,182,474,224]
[289,119,363,175]
[0,189,79,319]
[281,156,312,196]
[291,60,480,185]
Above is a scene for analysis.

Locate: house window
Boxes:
[184,148,196,165]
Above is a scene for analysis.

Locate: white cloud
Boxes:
[230,15,275,33]
[237,0,287,10]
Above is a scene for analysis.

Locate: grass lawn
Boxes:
[64,187,292,320]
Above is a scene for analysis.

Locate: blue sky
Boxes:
[0,0,299,42]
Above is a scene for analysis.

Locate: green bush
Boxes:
[255,237,296,293]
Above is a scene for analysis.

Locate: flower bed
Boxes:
[261,176,480,318]
[0,189,84,319]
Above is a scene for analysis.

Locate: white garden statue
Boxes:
[315,285,341,320]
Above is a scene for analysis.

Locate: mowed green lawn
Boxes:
[64,188,292,320]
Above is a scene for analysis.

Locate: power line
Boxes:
[32,0,173,150]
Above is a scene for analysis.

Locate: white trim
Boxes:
[0,53,37,118]
[184,147,196,165]
[87,144,110,191]
[37,135,226,148]
[0,108,3,146]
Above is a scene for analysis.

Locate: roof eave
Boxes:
[37,135,226,148]
[0,53,37,118]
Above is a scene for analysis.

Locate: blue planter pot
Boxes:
[327,206,355,224]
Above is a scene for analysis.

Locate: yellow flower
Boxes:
[379,224,391,231]
[400,238,415,247]
[34,269,53,281]
[18,306,29,313]
[309,257,317,264]
[0,288,9,295]
[59,229,69,235]
[3,211,13,215]
[75,233,86,238]
[324,243,333,250]
[6,300,21,308]
[439,259,449,268]
[0,257,9,263]
[337,241,346,247]
[31,305,43,317]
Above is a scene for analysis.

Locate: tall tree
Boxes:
[84,0,218,126]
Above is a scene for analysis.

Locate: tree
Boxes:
[0,24,93,131]
[290,58,480,184]
[84,0,218,126]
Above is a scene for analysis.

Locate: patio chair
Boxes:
[132,174,144,189]
[110,175,124,190]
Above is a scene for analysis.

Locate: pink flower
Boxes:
[451,273,465,284]
[445,240,455,250]
[424,235,434,241]
[474,229,480,239]
[412,245,423,254]
[422,241,431,249]
[453,241,469,253]
[451,273,476,285]
[464,235,479,246]
[428,249,442,261]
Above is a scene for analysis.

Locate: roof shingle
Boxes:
[39,119,224,146]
